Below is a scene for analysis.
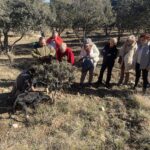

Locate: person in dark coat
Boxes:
[96,38,118,88]
[11,68,37,97]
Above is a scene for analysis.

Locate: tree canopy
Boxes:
[0,0,50,51]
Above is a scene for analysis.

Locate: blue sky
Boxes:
[44,0,49,2]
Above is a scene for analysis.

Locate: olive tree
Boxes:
[115,0,150,41]
[49,0,72,35]
[0,0,51,52]
[71,0,103,40]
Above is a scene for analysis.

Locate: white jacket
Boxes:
[79,44,100,66]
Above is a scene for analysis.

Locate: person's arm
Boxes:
[68,50,75,65]
[32,49,41,58]
[147,46,150,70]
[55,36,63,46]
[120,43,126,57]
[132,44,138,67]
[100,45,107,56]
[90,44,100,59]
[113,47,119,60]
[78,47,85,60]
[48,46,56,57]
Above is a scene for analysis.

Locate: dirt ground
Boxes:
[0,32,150,150]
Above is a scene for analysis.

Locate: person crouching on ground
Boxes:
[118,35,137,85]
[133,34,150,94]
[32,37,55,64]
[96,38,118,88]
[11,68,37,97]
[56,42,75,65]
[79,38,100,86]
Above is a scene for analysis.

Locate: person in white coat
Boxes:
[79,38,100,86]
[118,35,137,85]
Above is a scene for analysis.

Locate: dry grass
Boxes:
[132,94,150,110]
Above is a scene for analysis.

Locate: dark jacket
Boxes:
[16,70,34,92]
[101,44,118,64]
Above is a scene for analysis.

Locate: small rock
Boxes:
[100,106,105,112]
[12,124,19,128]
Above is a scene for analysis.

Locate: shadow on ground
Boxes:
[13,43,34,55]
[13,57,36,70]
[0,93,13,114]
[70,83,133,100]
[0,79,14,88]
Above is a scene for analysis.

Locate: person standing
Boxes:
[133,34,150,94]
[96,38,118,88]
[46,30,63,51]
[118,35,137,85]
[79,38,100,86]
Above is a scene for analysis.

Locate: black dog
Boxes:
[13,92,52,119]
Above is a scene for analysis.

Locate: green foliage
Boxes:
[34,61,75,91]
[0,0,51,50]
[49,0,72,34]
[115,0,150,33]
[71,0,114,38]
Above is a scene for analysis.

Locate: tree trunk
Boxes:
[104,26,109,36]
[83,29,87,40]
[117,28,124,44]
[0,31,3,51]
[10,33,25,51]
[3,31,9,51]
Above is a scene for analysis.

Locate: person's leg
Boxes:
[142,69,148,94]
[118,62,125,85]
[97,63,107,84]
[106,64,114,86]
[134,63,141,88]
[80,71,88,84]
[124,72,130,85]
[89,67,94,84]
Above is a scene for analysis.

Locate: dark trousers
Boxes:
[134,63,148,90]
[98,61,114,85]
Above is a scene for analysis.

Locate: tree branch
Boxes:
[10,33,25,51]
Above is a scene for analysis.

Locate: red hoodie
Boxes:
[56,47,75,65]
[46,36,63,50]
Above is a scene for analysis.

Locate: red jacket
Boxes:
[46,36,63,50]
[56,47,75,65]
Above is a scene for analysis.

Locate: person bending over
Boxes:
[11,68,37,97]
[56,43,75,65]
[79,38,100,86]
[46,30,63,51]
[32,37,55,64]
